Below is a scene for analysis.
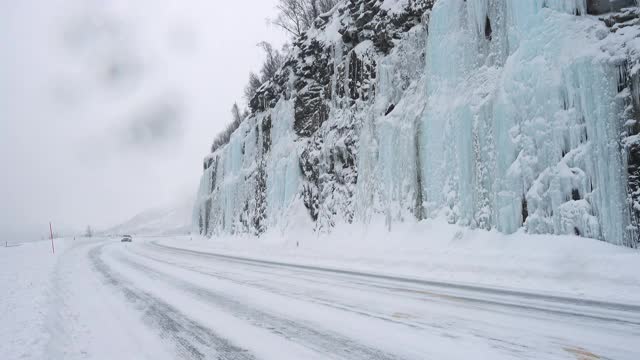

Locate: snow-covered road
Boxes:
[4,237,640,359]
[17,237,634,360]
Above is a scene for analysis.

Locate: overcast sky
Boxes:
[0,0,288,240]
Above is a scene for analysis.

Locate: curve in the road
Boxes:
[112,251,404,360]
[89,244,256,360]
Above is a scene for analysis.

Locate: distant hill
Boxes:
[104,196,193,236]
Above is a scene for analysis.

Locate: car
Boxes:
[121,235,133,242]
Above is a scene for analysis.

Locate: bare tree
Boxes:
[210,103,246,153]
[273,0,309,38]
[257,41,284,83]
[231,102,243,125]
[85,225,93,238]
[242,42,285,103]
[244,72,262,102]
[272,0,338,38]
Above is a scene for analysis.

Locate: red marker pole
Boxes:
[49,222,55,254]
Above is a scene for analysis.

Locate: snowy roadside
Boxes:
[156,219,640,305]
[0,238,67,359]
[1,237,176,360]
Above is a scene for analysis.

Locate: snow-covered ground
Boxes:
[1,240,61,360]
[163,219,640,304]
[1,238,176,359]
[2,225,639,359]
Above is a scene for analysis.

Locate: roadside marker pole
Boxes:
[49,222,55,254]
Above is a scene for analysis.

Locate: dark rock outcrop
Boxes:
[588,0,637,15]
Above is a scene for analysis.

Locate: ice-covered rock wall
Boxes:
[194,0,640,247]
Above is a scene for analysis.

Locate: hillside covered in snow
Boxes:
[194,0,640,247]
[106,196,193,236]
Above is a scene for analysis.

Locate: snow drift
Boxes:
[194,0,640,247]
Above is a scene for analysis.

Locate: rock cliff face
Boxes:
[194,0,640,247]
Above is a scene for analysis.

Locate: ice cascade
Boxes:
[194,0,640,247]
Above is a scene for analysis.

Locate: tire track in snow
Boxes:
[130,245,428,330]
[88,244,255,360]
[148,242,640,325]
[131,244,636,359]
[112,249,404,360]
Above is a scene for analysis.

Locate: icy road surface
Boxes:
[6,238,640,359]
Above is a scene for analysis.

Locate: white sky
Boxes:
[0,0,288,240]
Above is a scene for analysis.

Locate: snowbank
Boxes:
[0,239,67,359]
[160,220,640,304]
